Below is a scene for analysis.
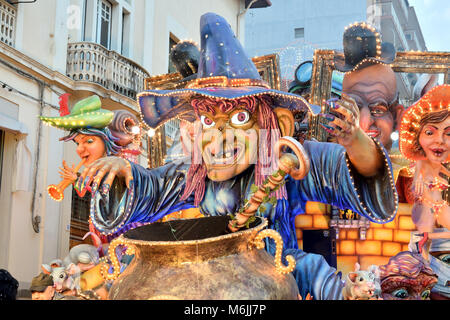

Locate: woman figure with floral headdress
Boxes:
[399,84,450,252]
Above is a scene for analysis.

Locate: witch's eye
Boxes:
[231,111,250,125]
[87,138,94,143]
[200,115,215,128]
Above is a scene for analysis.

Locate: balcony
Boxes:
[0,0,16,46]
[67,42,149,100]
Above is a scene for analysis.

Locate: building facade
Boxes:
[0,0,254,295]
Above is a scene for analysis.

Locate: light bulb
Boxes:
[131,126,140,135]
[148,128,155,137]
[391,131,399,141]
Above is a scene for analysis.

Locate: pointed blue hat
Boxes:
[138,13,320,129]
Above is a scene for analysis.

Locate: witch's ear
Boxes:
[273,107,295,137]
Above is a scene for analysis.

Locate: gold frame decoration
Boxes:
[308,50,450,141]
[144,54,281,90]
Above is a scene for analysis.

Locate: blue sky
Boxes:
[408,0,450,51]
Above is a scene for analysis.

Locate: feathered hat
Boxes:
[40,94,114,130]
[399,84,450,161]
[137,13,320,130]
[334,22,396,73]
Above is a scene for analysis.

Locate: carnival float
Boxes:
[28,12,449,301]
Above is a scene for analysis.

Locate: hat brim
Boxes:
[40,110,114,130]
[333,42,396,73]
[138,86,321,129]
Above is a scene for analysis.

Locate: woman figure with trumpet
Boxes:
[40,94,122,247]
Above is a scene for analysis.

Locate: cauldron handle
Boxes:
[252,229,296,275]
[101,236,136,281]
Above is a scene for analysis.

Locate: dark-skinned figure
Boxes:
[79,13,398,300]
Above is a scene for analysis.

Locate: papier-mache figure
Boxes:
[399,84,450,252]
[379,251,437,300]
[80,13,398,300]
[40,94,122,248]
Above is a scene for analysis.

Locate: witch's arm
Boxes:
[290,139,398,223]
[79,156,190,237]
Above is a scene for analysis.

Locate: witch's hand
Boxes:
[77,156,133,194]
[319,94,360,147]
[58,160,77,183]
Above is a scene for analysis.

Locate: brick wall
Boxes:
[295,202,414,276]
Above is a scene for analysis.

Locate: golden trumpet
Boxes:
[47,158,86,202]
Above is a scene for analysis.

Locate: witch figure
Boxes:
[79,13,398,300]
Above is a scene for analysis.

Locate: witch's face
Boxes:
[418,117,450,164]
[343,64,402,150]
[198,105,260,181]
[74,134,107,166]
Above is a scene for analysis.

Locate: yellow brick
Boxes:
[394,230,412,243]
[398,203,413,216]
[382,219,398,229]
[370,221,384,228]
[366,229,374,240]
[382,242,402,257]
[339,240,356,255]
[356,240,382,256]
[305,201,329,214]
[359,256,389,269]
[402,244,410,252]
[346,229,359,240]
[296,229,303,240]
[337,256,358,276]
[398,216,415,231]
[373,229,393,241]
[339,230,347,240]
[295,215,313,228]
[313,214,330,229]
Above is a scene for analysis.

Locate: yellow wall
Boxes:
[295,202,414,276]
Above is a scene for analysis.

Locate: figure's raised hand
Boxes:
[319,94,360,147]
[77,156,133,195]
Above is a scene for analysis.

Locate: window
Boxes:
[168,34,178,73]
[121,10,131,56]
[294,27,304,39]
[70,187,91,248]
[405,32,414,41]
[96,0,112,48]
